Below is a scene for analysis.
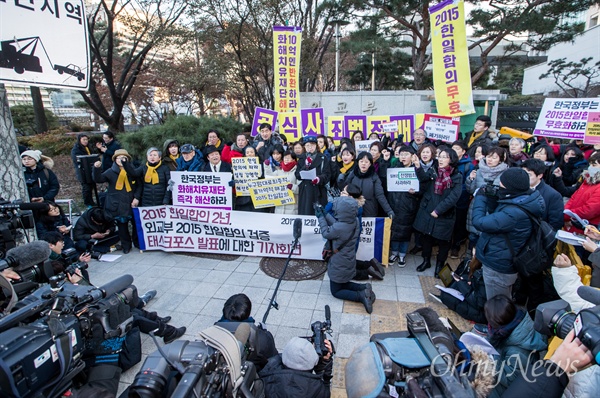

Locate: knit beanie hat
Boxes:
[282,337,319,371]
[21,150,42,162]
[499,168,530,196]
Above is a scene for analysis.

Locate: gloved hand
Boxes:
[286,183,293,190]
[228,180,236,187]
[388,211,395,219]
[312,177,320,185]
[167,179,175,192]
[305,157,313,167]
[313,203,325,218]
[264,159,270,166]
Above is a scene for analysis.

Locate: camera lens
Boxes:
[130,371,168,398]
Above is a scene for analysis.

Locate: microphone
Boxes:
[0,201,49,212]
[3,241,52,271]
[414,307,454,354]
[577,285,600,306]
[234,322,251,345]
[293,218,302,241]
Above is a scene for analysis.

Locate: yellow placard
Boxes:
[429,0,474,117]
[273,26,302,114]
[248,177,296,209]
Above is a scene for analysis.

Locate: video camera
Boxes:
[0,274,135,398]
[303,305,334,357]
[534,285,600,364]
[345,308,475,398]
[129,324,264,398]
[0,199,41,257]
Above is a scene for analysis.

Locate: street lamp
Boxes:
[329,19,349,92]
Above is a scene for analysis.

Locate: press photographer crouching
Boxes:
[42,231,92,282]
[73,207,119,255]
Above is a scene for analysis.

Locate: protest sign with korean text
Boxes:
[534,98,599,140]
[251,108,278,137]
[134,206,390,263]
[278,112,302,142]
[387,168,420,192]
[248,176,295,209]
[301,108,325,136]
[327,116,345,141]
[429,0,474,117]
[273,26,302,114]
[171,171,232,210]
[585,112,600,145]
[423,114,459,143]
[232,157,261,196]
[355,140,377,154]
[0,0,90,89]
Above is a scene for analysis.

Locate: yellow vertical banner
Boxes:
[273,26,302,114]
[429,0,474,117]
[327,116,345,142]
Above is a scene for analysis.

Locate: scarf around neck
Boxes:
[434,166,454,195]
[116,168,132,192]
[488,309,525,346]
[145,161,162,184]
[169,154,179,161]
[340,161,354,174]
[281,160,297,172]
[478,160,508,182]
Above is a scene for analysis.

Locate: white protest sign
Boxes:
[0,0,90,89]
[134,206,389,262]
[231,157,261,196]
[533,98,598,140]
[248,177,295,209]
[382,121,399,133]
[423,114,459,143]
[171,171,232,210]
[386,168,419,192]
[355,139,377,154]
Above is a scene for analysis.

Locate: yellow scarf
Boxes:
[208,139,222,148]
[145,161,161,184]
[468,131,483,147]
[169,154,179,161]
[115,168,132,192]
[85,147,90,155]
[340,161,354,174]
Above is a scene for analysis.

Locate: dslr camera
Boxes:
[481,181,499,197]
[303,305,334,356]
[83,239,103,260]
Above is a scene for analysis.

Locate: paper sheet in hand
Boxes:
[564,209,588,227]
[459,332,499,356]
[435,285,465,301]
[555,230,587,246]
[99,254,122,262]
[300,168,317,180]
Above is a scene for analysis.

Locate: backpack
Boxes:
[503,205,556,277]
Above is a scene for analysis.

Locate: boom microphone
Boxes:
[414,307,455,354]
[577,285,600,306]
[0,201,49,212]
[83,274,135,304]
[293,218,302,241]
[3,241,52,271]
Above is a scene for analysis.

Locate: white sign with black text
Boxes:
[386,167,419,192]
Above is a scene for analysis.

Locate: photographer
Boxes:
[42,231,91,281]
[96,131,122,172]
[215,293,277,371]
[259,337,333,398]
[73,207,118,254]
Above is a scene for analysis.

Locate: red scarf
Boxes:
[281,160,297,172]
[434,166,454,195]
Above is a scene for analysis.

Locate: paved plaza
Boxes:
[88,249,472,397]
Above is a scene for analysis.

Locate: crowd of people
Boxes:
[8,115,600,397]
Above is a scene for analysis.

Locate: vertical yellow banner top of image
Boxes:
[429,0,474,117]
[273,26,302,114]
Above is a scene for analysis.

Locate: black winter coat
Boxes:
[70,135,93,182]
[440,269,487,324]
[100,140,121,171]
[535,180,564,231]
[93,163,141,219]
[124,161,171,206]
[472,190,545,274]
[412,166,462,241]
[24,164,60,201]
[343,167,393,218]
[388,189,420,242]
[73,209,116,242]
[295,153,330,215]
[259,355,331,398]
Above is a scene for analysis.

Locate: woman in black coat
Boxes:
[21,150,60,204]
[387,145,420,267]
[124,147,171,206]
[295,136,331,216]
[36,201,74,249]
[93,149,141,254]
[412,147,462,277]
[70,133,96,207]
[343,152,393,218]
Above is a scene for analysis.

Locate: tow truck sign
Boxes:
[0,0,89,90]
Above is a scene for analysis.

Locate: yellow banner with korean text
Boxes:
[273,26,302,114]
[429,0,474,117]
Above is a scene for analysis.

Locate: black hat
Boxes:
[302,136,318,145]
[204,145,221,156]
[499,168,530,196]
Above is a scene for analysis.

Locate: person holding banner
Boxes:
[254,123,283,161]
[331,147,356,192]
[176,144,205,172]
[412,147,462,277]
[409,128,431,153]
[271,151,299,215]
[202,146,232,173]
[295,136,331,216]
[123,147,171,207]
[263,144,285,176]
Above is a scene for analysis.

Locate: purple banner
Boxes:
[251,108,279,137]
[301,108,325,136]
[389,115,416,142]
[344,115,368,137]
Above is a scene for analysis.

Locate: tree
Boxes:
[9,105,59,136]
[0,85,28,203]
[80,0,187,132]
[539,57,600,98]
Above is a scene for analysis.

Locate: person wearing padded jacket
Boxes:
[472,167,546,300]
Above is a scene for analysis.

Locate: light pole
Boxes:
[329,20,349,92]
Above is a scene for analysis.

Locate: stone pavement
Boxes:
[87,249,472,397]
